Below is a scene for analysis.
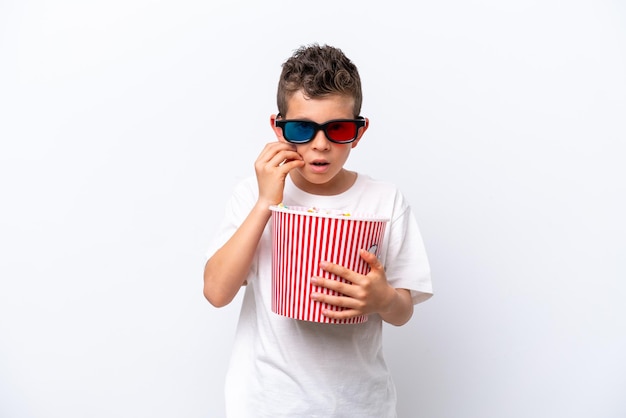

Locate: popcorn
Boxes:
[277,203,351,217]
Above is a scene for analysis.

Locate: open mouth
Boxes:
[311,161,329,166]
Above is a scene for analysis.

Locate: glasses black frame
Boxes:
[275,116,366,144]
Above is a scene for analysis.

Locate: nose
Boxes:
[310,129,330,150]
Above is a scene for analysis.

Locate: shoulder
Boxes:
[230,175,258,200]
[233,174,257,191]
[221,175,258,218]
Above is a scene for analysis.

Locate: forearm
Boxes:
[203,202,271,307]
[379,288,414,326]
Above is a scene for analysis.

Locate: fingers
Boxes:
[317,250,382,284]
[311,275,357,298]
[309,284,366,321]
[310,277,364,318]
[359,249,384,273]
[319,308,362,321]
[254,142,304,205]
[317,260,355,284]
[310,251,388,320]
[256,142,302,171]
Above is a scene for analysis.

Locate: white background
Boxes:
[1,1,625,417]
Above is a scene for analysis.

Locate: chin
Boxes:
[304,172,335,184]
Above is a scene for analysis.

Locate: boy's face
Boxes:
[271,90,368,195]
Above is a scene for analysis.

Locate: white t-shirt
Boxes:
[206,174,433,418]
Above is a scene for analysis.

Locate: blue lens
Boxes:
[284,121,315,143]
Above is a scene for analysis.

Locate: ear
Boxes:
[270,114,286,142]
[351,117,369,149]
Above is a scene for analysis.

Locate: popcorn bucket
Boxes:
[269,205,389,324]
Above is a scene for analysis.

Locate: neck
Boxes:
[289,169,357,196]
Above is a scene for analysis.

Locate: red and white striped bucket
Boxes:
[270,205,389,324]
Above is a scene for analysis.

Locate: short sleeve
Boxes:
[383,192,433,305]
[205,177,258,261]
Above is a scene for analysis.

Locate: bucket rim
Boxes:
[269,205,390,222]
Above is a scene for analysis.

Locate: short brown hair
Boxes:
[276,44,363,117]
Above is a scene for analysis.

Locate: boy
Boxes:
[204,44,432,417]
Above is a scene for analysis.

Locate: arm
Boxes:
[203,142,303,307]
[203,201,272,307]
[309,249,414,326]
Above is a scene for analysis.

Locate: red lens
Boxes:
[326,121,357,142]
